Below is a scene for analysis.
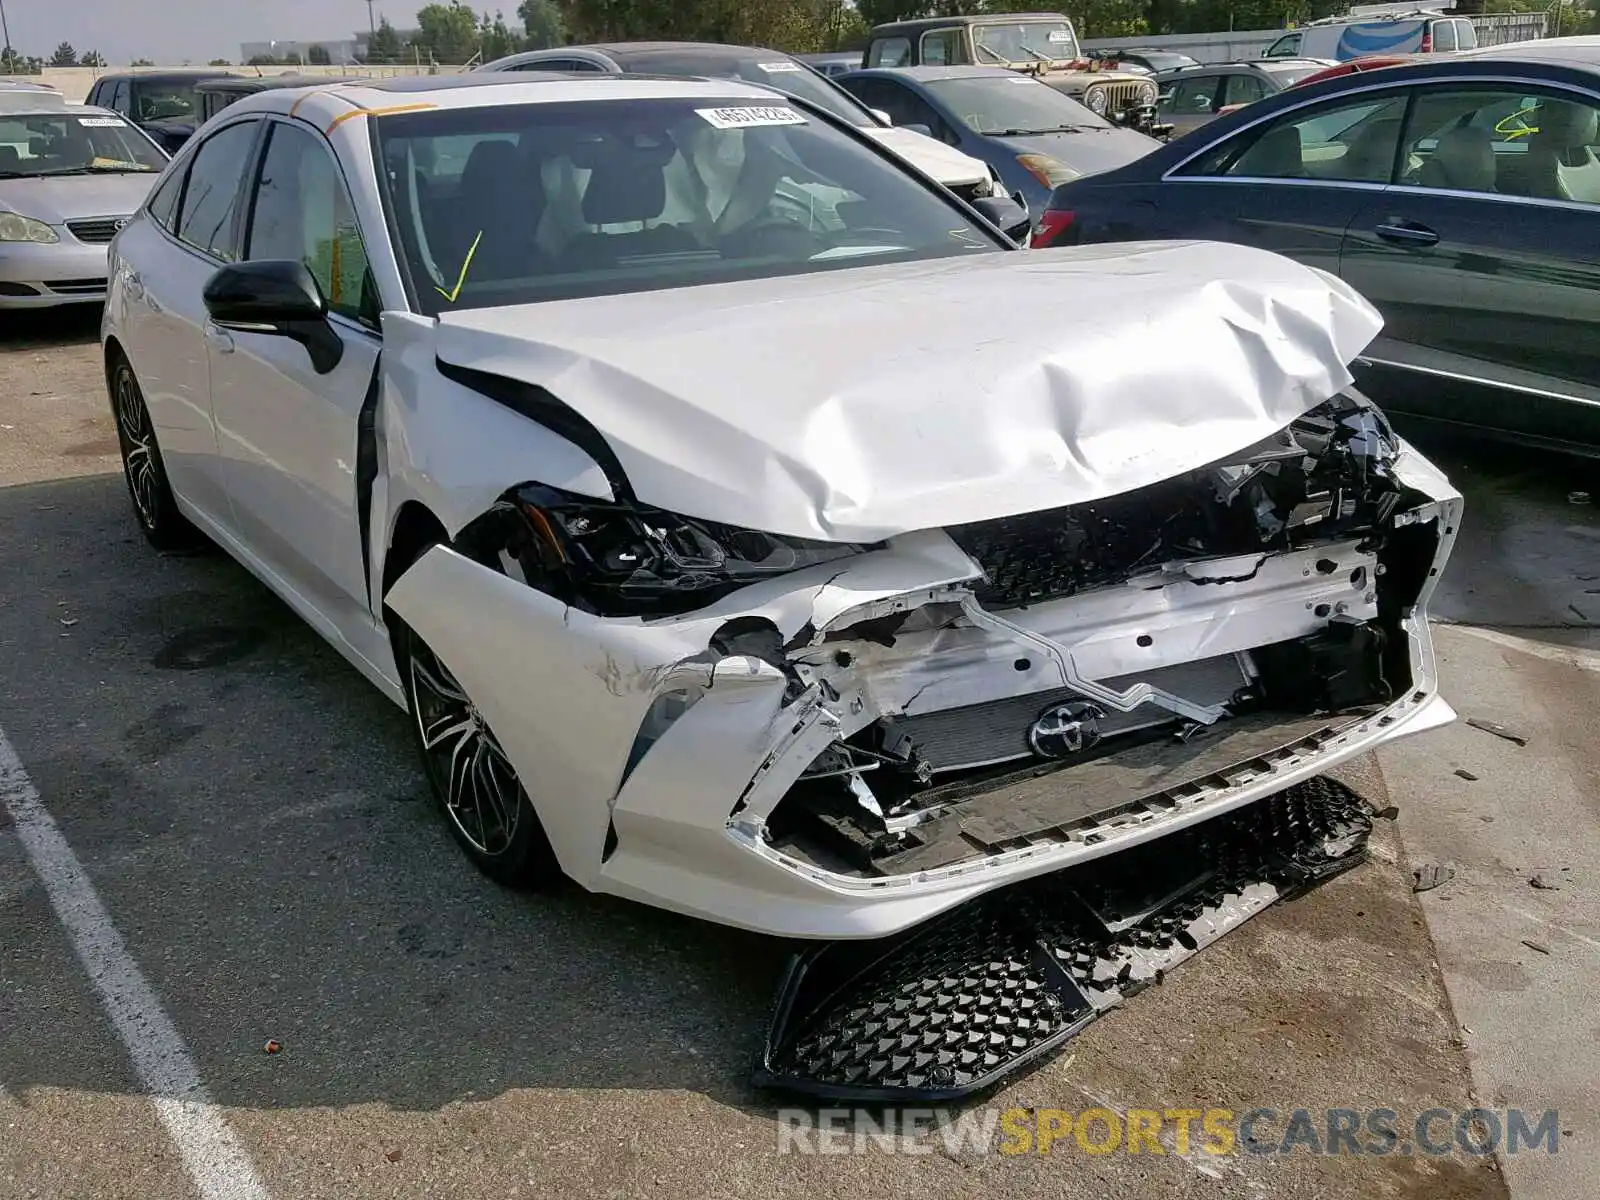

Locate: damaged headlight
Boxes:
[508,485,868,617]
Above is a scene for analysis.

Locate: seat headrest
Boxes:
[582,157,667,225]
[1536,101,1598,149]
[1428,125,1495,193]
[461,139,519,195]
[1235,125,1303,177]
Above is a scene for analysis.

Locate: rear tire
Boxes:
[396,602,558,888]
[109,355,202,552]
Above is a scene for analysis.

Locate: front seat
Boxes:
[443,139,543,279]
[1500,101,1600,200]
[1418,125,1496,193]
[1232,125,1305,178]
[1341,117,1402,182]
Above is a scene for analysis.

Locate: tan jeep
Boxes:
[863,12,1166,134]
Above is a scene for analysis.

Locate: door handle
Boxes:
[1374,221,1439,247]
[203,324,235,354]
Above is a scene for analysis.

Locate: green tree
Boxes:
[50,42,78,67]
[131,57,156,67]
[308,43,333,64]
[366,17,406,62]
[81,50,108,67]
[208,58,232,66]
[479,10,523,59]
[246,54,281,66]
[518,0,567,47]
[414,1,481,62]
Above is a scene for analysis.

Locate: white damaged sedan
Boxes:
[102,74,1460,939]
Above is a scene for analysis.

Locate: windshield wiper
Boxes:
[992,125,1085,136]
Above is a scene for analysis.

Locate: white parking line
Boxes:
[0,725,270,1200]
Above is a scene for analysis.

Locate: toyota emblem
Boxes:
[1028,700,1106,760]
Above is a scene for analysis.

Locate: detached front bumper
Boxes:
[0,238,110,307]
[387,433,1461,941]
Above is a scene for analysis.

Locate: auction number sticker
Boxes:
[696,106,807,129]
[78,116,128,127]
[1047,30,1074,43]
[756,61,803,72]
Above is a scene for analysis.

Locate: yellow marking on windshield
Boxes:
[324,102,436,133]
[435,231,483,305]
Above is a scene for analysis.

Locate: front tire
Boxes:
[399,616,558,888]
[110,355,201,551]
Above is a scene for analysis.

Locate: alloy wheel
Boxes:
[409,639,523,856]
[114,367,160,531]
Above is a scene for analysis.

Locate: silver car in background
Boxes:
[0,90,168,308]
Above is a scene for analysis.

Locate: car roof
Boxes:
[869,12,1068,36]
[1455,34,1600,68]
[95,70,235,83]
[848,65,1027,83]
[195,74,364,95]
[217,72,791,125]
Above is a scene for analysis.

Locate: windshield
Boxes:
[1136,52,1198,72]
[374,97,1000,316]
[133,82,200,125]
[623,52,877,127]
[0,113,168,176]
[974,20,1080,65]
[926,75,1109,134]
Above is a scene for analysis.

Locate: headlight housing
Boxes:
[504,484,870,618]
[0,213,59,244]
[1139,81,1159,106]
[1016,153,1080,189]
[1085,88,1109,115]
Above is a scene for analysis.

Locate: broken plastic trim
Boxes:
[754,776,1373,1101]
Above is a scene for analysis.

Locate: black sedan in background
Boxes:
[83,70,233,153]
[1034,39,1600,457]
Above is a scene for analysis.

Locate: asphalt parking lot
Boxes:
[1,307,1594,1200]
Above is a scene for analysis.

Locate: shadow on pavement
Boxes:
[0,306,102,353]
[0,474,789,1117]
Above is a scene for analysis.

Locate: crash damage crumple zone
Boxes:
[383,242,1461,940]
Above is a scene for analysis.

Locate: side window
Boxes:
[1264,33,1300,58]
[1432,21,1457,52]
[1169,78,1219,116]
[245,122,374,323]
[1454,20,1478,51]
[1404,87,1600,204]
[146,163,187,232]
[512,58,595,72]
[1180,94,1407,183]
[110,79,131,114]
[869,81,951,141]
[1225,74,1267,107]
[175,120,259,259]
[921,30,967,66]
[867,37,912,68]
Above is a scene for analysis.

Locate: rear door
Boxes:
[205,117,383,624]
[1156,87,1409,274]
[116,117,263,524]
[1340,82,1600,448]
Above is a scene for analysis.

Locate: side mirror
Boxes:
[203,260,344,375]
[870,107,893,125]
[903,122,933,137]
[971,194,1032,245]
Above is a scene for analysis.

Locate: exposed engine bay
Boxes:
[436,391,1454,908]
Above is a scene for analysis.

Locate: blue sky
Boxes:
[2,0,418,64]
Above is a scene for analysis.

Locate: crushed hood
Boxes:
[433,240,1382,543]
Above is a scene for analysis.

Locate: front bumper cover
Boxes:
[754,775,1373,1101]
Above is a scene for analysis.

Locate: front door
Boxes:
[205,118,383,625]
[1340,82,1600,447]
[1159,88,1410,276]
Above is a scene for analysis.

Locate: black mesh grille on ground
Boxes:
[755,776,1372,1101]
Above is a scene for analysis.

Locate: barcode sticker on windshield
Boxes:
[696,106,807,129]
[757,61,803,72]
[78,116,128,127]
[1047,30,1074,43]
